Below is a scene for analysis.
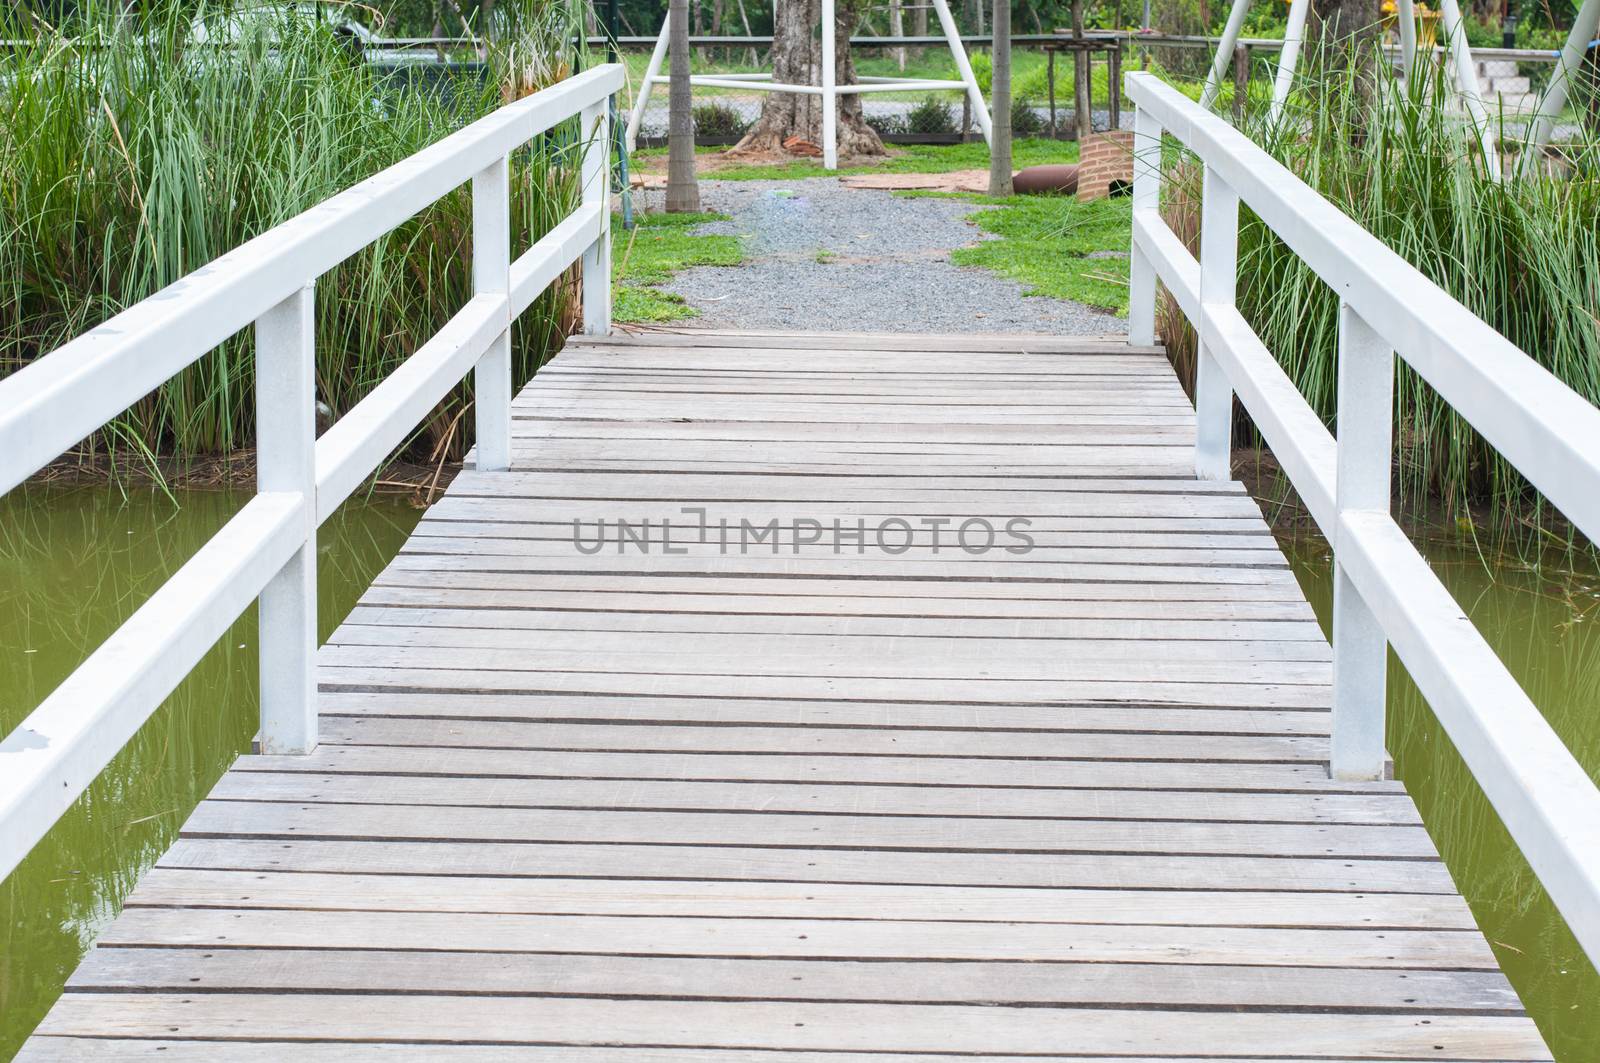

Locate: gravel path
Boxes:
[635,177,1123,335]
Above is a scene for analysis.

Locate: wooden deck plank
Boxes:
[66,948,1520,1010]
[26,996,1554,1058]
[120,870,1460,923]
[18,330,1549,1060]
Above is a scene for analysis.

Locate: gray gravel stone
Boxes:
[637,177,1124,336]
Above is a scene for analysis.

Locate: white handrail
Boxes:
[0,63,625,883]
[1125,70,1600,967]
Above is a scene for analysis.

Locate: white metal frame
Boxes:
[1127,70,1600,966]
[1207,0,1501,174]
[1519,0,1600,176]
[623,0,991,170]
[0,62,625,883]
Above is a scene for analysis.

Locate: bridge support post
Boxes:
[1331,303,1395,780]
[473,157,512,472]
[582,99,614,336]
[1128,105,1162,347]
[1194,165,1237,481]
[255,283,318,754]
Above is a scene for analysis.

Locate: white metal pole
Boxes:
[1331,302,1395,781]
[625,16,670,153]
[1268,0,1312,124]
[821,0,838,169]
[931,0,992,145]
[255,283,318,755]
[581,99,613,335]
[1128,105,1163,347]
[1200,0,1253,110]
[1194,165,1237,480]
[472,156,512,472]
[1436,0,1501,177]
[1519,0,1600,177]
[1395,0,1418,75]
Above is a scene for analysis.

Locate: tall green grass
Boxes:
[1160,50,1600,544]
[1,0,592,470]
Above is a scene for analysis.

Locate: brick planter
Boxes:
[1077,130,1134,202]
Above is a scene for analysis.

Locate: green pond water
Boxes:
[0,485,422,1059]
[0,486,1597,1058]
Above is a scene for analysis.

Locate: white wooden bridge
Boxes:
[3,65,1598,1060]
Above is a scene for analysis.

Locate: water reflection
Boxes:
[1284,537,1600,1059]
[0,486,419,1058]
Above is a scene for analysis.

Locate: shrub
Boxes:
[864,111,909,137]
[691,102,750,139]
[1011,97,1046,136]
[905,96,958,135]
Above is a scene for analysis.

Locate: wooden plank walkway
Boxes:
[20,330,1551,1060]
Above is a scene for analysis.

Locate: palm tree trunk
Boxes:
[667,0,702,212]
[989,0,1012,195]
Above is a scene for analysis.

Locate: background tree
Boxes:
[989,0,1012,196]
[666,0,700,211]
[1308,0,1383,117]
[731,0,885,158]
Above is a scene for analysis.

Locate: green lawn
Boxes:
[634,137,1078,182]
[616,139,1133,321]
[611,211,743,323]
[900,190,1131,314]
[621,47,1116,109]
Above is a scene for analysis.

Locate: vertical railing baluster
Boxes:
[1194,164,1237,481]
[1128,105,1162,347]
[581,98,613,337]
[1331,302,1395,780]
[473,156,512,472]
[821,0,838,170]
[255,283,317,754]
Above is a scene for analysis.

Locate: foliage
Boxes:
[691,100,750,138]
[906,95,958,134]
[864,111,909,136]
[935,191,1130,313]
[1224,55,1600,540]
[1,0,592,469]
[610,210,742,321]
[1011,96,1047,136]
[702,135,1073,181]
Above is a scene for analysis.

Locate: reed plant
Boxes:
[1162,49,1600,546]
[0,0,593,472]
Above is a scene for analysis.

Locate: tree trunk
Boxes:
[912,0,928,61]
[1310,0,1384,100]
[731,0,886,158]
[989,0,1012,195]
[735,0,757,65]
[667,0,701,212]
[1073,0,1091,139]
[889,0,906,71]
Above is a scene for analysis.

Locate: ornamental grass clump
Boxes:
[1165,49,1600,545]
[0,0,592,471]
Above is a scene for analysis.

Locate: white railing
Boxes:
[1125,70,1600,966]
[0,62,625,883]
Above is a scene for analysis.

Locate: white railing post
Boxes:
[1194,164,1237,480]
[472,155,512,472]
[1128,104,1163,347]
[821,0,839,170]
[255,283,318,754]
[1331,302,1395,780]
[581,99,614,336]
